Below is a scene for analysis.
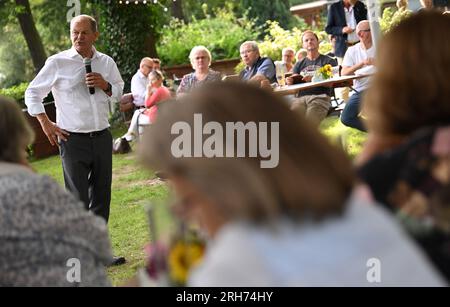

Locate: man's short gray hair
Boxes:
[70,15,98,33]
[240,41,260,53]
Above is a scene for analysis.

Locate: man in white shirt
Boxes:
[340,20,376,132]
[25,15,125,265]
[326,0,367,102]
[131,57,154,107]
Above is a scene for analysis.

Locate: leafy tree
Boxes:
[0,0,46,74]
[240,0,294,30]
[90,0,166,92]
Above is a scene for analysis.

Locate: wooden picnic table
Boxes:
[273,74,372,96]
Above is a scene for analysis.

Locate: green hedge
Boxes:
[0,82,54,109]
[157,6,259,67]
[0,82,29,109]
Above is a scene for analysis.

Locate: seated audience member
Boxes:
[131,57,154,108]
[176,46,221,96]
[139,82,445,286]
[357,11,450,281]
[340,20,376,132]
[296,48,307,62]
[239,41,276,85]
[281,47,296,73]
[0,96,113,286]
[123,70,171,142]
[286,31,338,127]
[152,58,161,71]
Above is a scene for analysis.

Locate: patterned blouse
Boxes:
[176,69,222,95]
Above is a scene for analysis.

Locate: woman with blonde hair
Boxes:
[0,97,113,286]
[176,46,221,96]
[358,11,450,281]
[140,82,444,286]
[122,70,171,142]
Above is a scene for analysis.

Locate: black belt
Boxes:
[69,128,109,138]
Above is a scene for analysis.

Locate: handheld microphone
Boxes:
[83,58,95,95]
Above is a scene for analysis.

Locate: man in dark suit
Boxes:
[325,0,367,101]
[325,0,367,59]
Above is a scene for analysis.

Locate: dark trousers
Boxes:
[340,91,367,132]
[60,129,112,222]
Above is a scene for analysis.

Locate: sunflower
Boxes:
[168,240,205,285]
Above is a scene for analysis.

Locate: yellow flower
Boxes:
[168,241,205,285]
[317,64,333,80]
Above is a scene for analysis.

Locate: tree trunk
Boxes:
[15,0,47,74]
[171,0,185,22]
[143,31,158,58]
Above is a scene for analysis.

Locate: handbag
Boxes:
[113,138,131,154]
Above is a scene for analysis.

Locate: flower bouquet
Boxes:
[312,64,333,82]
[138,203,206,287]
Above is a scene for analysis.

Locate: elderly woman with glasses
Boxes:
[176,46,222,96]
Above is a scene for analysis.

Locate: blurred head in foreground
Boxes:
[0,96,34,165]
[142,82,354,236]
[363,11,450,138]
[140,82,445,286]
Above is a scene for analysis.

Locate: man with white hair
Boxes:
[239,41,276,84]
[131,57,154,107]
[340,20,376,132]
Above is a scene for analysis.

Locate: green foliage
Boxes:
[240,0,294,30]
[380,7,413,34]
[0,82,29,108]
[157,5,259,66]
[0,0,73,88]
[258,21,304,62]
[32,0,78,56]
[91,0,166,93]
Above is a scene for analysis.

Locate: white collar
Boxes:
[137,70,147,79]
[68,46,99,60]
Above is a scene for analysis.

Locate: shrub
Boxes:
[0,82,29,109]
[0,82,53,109]
[380,7,413,34]
[157,5,259,66]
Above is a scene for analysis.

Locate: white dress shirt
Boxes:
[344,5,359,44]
[25,47,124,133]
[130,70,148,107]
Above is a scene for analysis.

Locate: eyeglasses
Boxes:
[194,56,208,61]
[240,49,255,56]
[143,64,153,70]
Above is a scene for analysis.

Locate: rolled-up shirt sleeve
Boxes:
[25,57,57,116]
[256,58,276,81]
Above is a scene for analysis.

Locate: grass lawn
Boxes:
[30,117,366,286]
